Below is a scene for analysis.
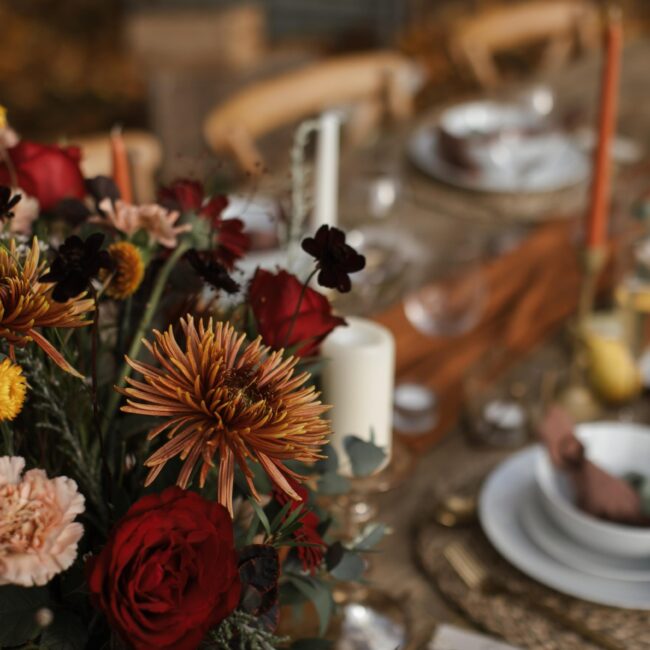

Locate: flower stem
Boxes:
[282,268,317,349]
[1,421,13,455]
[90,286,113,509]
[103,241,190,430]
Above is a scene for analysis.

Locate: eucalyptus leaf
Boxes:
[344,435,386,478]
[329,550,365,582]
[317,472,350,496]
[353,523,386,551]
[286,575,333,636]
[0,585,50,646]
[315,444,339,475]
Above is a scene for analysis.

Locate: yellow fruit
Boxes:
[585,334,641,404]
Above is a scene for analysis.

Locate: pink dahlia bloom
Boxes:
[0,456,85,587]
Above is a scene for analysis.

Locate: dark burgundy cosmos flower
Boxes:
[273,479,325,574]
[185,248,240,294]
[0,186,21,221]
[40,233,112,302]
[301,225,366,293]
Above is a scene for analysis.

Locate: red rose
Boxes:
[273,480,325,573]
[249,269,345,357]
[158,179,204,212]
[87,487,241,650]
[0,140,86,211]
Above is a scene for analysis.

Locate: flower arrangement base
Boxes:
[331,584,411,650]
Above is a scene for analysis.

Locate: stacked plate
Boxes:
[479,422,650,609]
[407,100,589,194]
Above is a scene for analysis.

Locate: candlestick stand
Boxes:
[559,248,607,421]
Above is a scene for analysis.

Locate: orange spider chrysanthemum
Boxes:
[119,317,331,514]
[0,238,95,377]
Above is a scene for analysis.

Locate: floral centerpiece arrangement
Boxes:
[0,114,381,650]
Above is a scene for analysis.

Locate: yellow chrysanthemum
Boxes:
[102,242,144,300]
[0,359,27,421]
[0,106,6,130]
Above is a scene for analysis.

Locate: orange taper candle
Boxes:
[586,6,623,250]
[110,126,133,204]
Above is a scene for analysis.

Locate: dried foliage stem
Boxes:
[104,240,191,430]
[89,285,113,507]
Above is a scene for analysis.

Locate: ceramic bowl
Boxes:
[536,421,650,559]
[437,100,540,169]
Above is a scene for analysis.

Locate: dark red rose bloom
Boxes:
[158,179,204,212]
[0,140,86,211]
[249,269,345,357]
[273,480,325,574]
[87,487,241,650]
[301,225,366,293]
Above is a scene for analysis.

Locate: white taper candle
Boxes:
[321,317,395,476]
[312,110,340,230]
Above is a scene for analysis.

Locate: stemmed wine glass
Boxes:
[394,232,488,435]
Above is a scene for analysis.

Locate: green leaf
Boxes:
[286,575,333,636]
[243,515,260,547]
[329,550,365,582]
[315,444,339,475]
[344,435,386,477]
[248,498,271,536]
[269,500,293,532]
[40,610,88,650]
[353,523,386,551]
[317,472,350,496]
[0,585,50,646]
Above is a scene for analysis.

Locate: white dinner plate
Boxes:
[407,124,589,194]
[521,486,650,582]
[479,446,650,609]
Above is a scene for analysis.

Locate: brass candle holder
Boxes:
[558,247,607,421]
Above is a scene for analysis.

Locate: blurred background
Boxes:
[3,0,648,180]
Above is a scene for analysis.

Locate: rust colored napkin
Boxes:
[538,407,644,525]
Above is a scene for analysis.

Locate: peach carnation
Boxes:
[0,456,85,587]
[94,199,191,248]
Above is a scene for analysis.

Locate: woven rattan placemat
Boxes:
[415,522,650,649]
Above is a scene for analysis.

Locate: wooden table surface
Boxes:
[355,38,650,649]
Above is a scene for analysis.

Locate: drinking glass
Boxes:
[394,233,487,435]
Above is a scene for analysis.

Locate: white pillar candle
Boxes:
[312,110,340,230]
[321,317,395,476]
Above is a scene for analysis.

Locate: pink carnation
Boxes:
[0,456,85,587]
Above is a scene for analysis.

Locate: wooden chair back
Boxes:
[74,130,163,203]
[451,1,599,88]
[203,51,421,175]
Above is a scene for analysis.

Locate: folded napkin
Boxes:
[538,407,647,525]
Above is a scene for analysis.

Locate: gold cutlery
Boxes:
[443,541,624,650]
